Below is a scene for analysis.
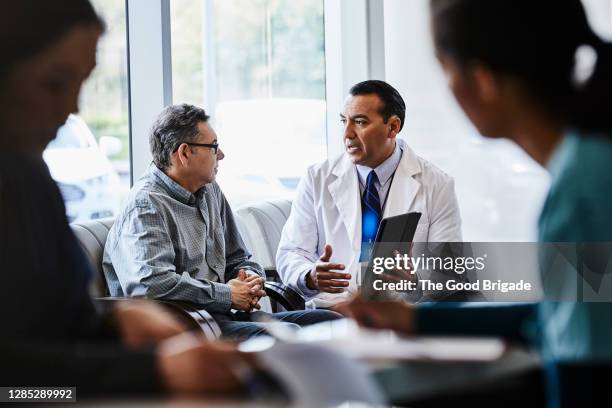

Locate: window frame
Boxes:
[125,0,386,183]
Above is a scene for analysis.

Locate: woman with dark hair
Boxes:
[337,0,612,406]
[0,0,245,396]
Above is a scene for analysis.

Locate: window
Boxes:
[582,0,612,41]
[44,0,130,222]
[383,0,612,241]
[171,0,327,206]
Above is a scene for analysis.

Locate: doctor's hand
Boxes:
[306,244,351,293]
[381,249,418,290]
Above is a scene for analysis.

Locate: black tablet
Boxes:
[360,212,422,296]
[373,212,422,244]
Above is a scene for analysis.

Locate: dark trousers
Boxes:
[211,309,342,341]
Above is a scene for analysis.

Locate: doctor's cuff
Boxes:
[296,267,319,299]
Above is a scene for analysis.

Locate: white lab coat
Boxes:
[276,139,462,308]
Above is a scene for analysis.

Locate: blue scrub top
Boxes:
[538,131,612,362]
[417,130,612,363]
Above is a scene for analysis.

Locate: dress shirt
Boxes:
[356,141,402,210]
[103,164,263,312]
[297,142,403,296]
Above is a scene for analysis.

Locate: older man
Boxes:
[103,104,339,340]
[277,80,464,308]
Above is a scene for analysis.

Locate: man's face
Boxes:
[341,94,398,168]
[186,121,225,186]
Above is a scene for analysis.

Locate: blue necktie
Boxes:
[360,170,382,261]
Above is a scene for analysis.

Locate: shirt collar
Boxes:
[356,141,402,187]
[149,164,200,205]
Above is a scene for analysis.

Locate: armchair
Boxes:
[70,208,305,340]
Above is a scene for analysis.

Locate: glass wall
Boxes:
[52,0,612,231]
[171,0,327,206]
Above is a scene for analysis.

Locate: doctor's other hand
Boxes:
[306,244,351,293]
[382,250,418,288]
[333,295,415,336]
[157,333,247,394]
[113,300,188,348]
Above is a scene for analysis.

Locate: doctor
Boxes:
[277,80,462,307]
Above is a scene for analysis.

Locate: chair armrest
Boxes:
[264,281,306,311]
[95,297,222,339]
[264,267,281,282]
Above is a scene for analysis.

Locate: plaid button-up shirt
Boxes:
[103,164,263,312]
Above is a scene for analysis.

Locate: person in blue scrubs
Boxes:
[336,1,612,406]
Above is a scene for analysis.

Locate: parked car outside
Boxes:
[43,114,122,222]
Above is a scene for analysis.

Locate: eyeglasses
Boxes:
[181,142,220,154]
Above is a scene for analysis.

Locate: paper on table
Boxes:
[321,335,507,363]
[269,319,507,363]
[255,341,386,407]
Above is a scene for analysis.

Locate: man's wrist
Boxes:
[212,281,233,312]
[296,268,319,298]
[305,270,316,290]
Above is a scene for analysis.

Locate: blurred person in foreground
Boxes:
[0,0,256,396]
[336,0,612,406]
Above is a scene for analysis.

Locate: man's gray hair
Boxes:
[149,103,210,171]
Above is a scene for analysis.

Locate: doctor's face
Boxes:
[341,94,398,168]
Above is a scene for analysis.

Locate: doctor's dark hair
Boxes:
[349,80,406,131]
[150,104,211,171]
[0,0,105,77]
[430,0,612,134]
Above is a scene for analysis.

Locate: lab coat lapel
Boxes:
[383,143,421,218]
[329,155,361,252]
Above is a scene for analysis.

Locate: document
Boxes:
[255,341,386,406]
[300,319,507,363]
[249,318,506,363]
